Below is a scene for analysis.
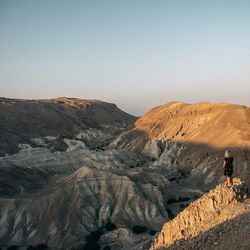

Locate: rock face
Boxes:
[0,97,135,156]
[150,178,249,250]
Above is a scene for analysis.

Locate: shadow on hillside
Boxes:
[116,126,250,187]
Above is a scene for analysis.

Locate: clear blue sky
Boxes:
[0,0,249,115]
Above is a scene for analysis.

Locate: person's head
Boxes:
[225,150,231,158]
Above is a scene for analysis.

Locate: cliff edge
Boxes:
[150,178,249,250]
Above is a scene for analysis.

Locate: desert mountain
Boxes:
[111,102,250,187]
[113,101,250,148]
[0,97,135,156]
[114,102,250,147]
[150,178,249,250]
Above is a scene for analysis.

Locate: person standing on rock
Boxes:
[223,150,234,188]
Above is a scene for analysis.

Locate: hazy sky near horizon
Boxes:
[0,0,250,115]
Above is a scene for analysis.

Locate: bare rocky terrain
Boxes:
[0,99,249,250]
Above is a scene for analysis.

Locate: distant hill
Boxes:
[0,97,136,156]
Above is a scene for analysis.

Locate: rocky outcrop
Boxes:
[150,178,249,250]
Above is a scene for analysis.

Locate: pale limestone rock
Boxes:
[64,138,86,151]
[142,141,166,159]
[31,138,47,147]
[18,144,33,150]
